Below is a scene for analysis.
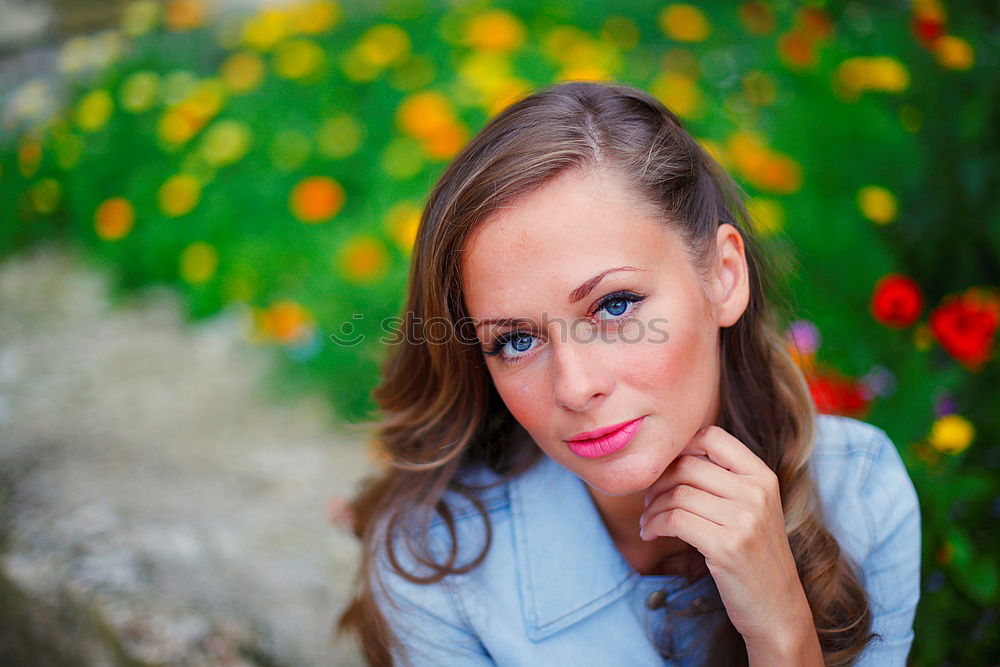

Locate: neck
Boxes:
[585,483,689,555]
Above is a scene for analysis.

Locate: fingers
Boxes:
[681,425,772,476]
[645,453,736,505]
[641,482,734,533]
[639,506,721,551]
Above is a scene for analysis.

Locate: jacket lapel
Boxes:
[509,448,635,641]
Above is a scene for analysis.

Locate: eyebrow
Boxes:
[474,266,645,330]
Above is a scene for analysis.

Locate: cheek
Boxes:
[493,374,548,427]
[624,315,712,398]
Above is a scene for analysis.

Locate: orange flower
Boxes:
[94,197,134,240]
[164,0,205,31]
[290,176,345,223]
[778,29,815,69]
[262,300,311,343]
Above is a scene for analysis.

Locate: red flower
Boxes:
[807,368,870,418]
[910,16,945,49]
[929,288,1000,370]
[871,274,924,328]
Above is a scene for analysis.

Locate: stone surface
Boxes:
[0,241,373,666]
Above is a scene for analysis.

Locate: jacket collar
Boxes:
[508,443,635,641]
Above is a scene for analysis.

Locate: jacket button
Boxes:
[646,589,668,610]
[691,596,709,612]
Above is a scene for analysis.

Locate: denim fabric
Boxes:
[372,414,922,666]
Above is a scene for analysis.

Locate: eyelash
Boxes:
[483,290,648,366]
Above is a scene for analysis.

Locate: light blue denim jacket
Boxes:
[372,414,922,665]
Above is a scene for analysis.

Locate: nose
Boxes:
[550,325,613,413]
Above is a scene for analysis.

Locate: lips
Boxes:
[564,416,646,459]
[566,417,643,442]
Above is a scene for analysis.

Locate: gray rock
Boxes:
[0,242,371,666]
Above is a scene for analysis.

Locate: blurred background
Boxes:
[0,0,996,664]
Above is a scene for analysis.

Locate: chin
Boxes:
[580,452,667,497]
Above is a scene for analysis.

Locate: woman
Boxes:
[336,81,921,666]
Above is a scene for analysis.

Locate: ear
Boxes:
[709,223,750,328]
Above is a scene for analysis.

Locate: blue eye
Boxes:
[485,331,537,364]
[483,290,647,366]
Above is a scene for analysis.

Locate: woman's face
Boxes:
[461,166,749,497]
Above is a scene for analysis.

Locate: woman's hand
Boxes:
[638,425,823,664]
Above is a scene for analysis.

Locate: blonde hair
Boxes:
[337,81,878,666]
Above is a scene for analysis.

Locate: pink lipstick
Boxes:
[565,416,646,459]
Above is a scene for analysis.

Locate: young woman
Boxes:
[336,81,921,666]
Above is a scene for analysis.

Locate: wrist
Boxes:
[745,623,823,667]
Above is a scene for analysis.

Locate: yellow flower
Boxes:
[928,414,974,455]
[600,15,640,51]
[185,78,226,119]
[651,72,703,119]
[179,241,218,284]
[335,235,389,284]
[158,173,202,216]
[865,56,910,92]
[121,0,161,37]
[120,71,160,113]
[17,141,42,178]
[340,47,383,82]
[75,89,114,132]
[835,56,909,100]
[221,52,265,93]
[484,77,529,117]
[317,114,363,159]
[746,197,785,236]
[287,0,342,35]
[558,63,611,82]
[934,35,974,70]
[384,201,421,253]
[463,9,525,53]
[199,119,251,167]
[242,8,291,51]
[356,23,411,68]
[857,185,898,224]
[274,38,325,79]
[95,197,135,240]
[290,175,346,223]
[543,27,589,64]
[158,105,201,144]
[28,178,62,214]
[658,4,711,42]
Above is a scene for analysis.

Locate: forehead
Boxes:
[460,168,687,317]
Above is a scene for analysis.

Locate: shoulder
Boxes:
[809,414,921,565]
[371,468,513,664]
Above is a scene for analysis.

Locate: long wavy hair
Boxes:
[336,81,878,666]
